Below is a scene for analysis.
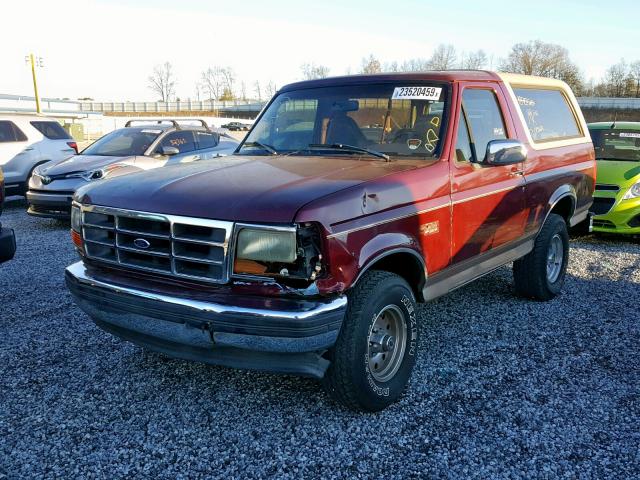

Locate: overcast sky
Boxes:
[2,0,638,101]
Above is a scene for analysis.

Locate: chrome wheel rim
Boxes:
[546,234,564,283]
[367,304,407,383]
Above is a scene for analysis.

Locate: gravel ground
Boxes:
[1,197,638,479]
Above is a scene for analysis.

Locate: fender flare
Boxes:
[353,246,428,301]
[539,184,577,234]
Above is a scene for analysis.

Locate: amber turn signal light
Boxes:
[234,258,267,275]
[71,229,83,249]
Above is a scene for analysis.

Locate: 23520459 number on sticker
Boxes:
[392,87,442,101]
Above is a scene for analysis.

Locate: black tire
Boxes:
[322,270,419,412]
[513,213,569,301]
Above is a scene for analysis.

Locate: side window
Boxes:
[455,111,474,163]
[462,89,507,161]
[157,131,196,154]
[513,88,581,142]
[195,131,219,150]
[0,121,27,143]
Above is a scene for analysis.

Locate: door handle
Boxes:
[509,168,524,177]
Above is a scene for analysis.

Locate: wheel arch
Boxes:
[353,247,427,302]
[542,185,576,230]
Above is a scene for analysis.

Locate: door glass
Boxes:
[455,111,474,163]
[157,131,197,154]
[0,121,27,142]
[462,89,506,161]
[30,121,72,139]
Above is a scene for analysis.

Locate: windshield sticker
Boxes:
[407,139,422,150]
[141,129,162,134]
[619,132,640,139]
[392,87,442,101]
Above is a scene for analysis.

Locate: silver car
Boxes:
[0,115,78,195]
[27,120,239,218]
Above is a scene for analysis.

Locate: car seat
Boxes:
[325,112,368,147]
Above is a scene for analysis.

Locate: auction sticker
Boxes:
[392,86,442,101]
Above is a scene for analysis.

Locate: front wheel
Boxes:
[322,270,419,412]
[513,213,569,300]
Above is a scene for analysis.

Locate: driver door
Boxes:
[450,84,527,264]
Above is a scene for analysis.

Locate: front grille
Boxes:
[590,197,616,216]
[628,214,640,228]
[594,184,620,192]
[592,219,616,229]
[80,205,233,284]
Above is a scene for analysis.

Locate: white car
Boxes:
[0,114,78,195]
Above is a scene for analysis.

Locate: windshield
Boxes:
[81,128,162,156]
[239,83,448,159]
[590,128,640,161]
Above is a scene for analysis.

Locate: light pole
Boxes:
[25,53,44,114]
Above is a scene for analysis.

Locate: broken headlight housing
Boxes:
[233,223,323,283]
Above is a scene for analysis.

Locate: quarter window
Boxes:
[30,121,72,140]
[513,88,581,142]
[195,131,219,150]
[157,131,196,154]
[462,89,507,161]
[0,121,27,143]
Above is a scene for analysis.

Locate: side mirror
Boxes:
[482,139,527,166]
[160,146,180,156]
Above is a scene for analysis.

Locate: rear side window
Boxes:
[30,121,72,140]
[0,121,28,143]
[462,89,507,161]
[157,131,197,154]
[513,88,581,142]
[195,131,219,150]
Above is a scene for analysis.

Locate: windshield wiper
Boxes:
[241,141,278,155]
[308,143,390,161]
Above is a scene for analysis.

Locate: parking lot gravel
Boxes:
[1,197,638,479]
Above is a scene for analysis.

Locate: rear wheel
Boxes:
[322,270,419,412]
[513,213,569,300]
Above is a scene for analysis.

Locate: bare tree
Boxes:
[630,61,640,97]
[428,44,457,70]
[462,50,488,69]
[399,58,430,72]
[254,80,262,101]
[360,54,382,74]
[265,81,277,98]
[301,62,330,80]
[201,67,224,100]
[219,67,236,98]
[602,60,630,97]
[500,40,584,93]
[148,62,176,102]
[240,81,247,101]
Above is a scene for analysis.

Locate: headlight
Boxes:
[236,228,296,263]
[81,169,104,181]
[71,205,82,232]
[622,181,640,200]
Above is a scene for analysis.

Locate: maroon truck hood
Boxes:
[76,155,418,223]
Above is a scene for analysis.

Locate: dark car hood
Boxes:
[77,155,420,223]
[42,154,134,176]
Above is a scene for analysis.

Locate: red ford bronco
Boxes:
[66,71,595,411]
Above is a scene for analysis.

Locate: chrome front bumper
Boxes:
[65,261,347,377]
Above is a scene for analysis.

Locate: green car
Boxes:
[588,122,640,235]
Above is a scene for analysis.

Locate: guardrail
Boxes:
[78,100,266,113]
[577,97,640,109]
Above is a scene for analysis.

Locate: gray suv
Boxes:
[27,119,239,218]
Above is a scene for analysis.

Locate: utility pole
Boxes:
[25,53,43,114]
